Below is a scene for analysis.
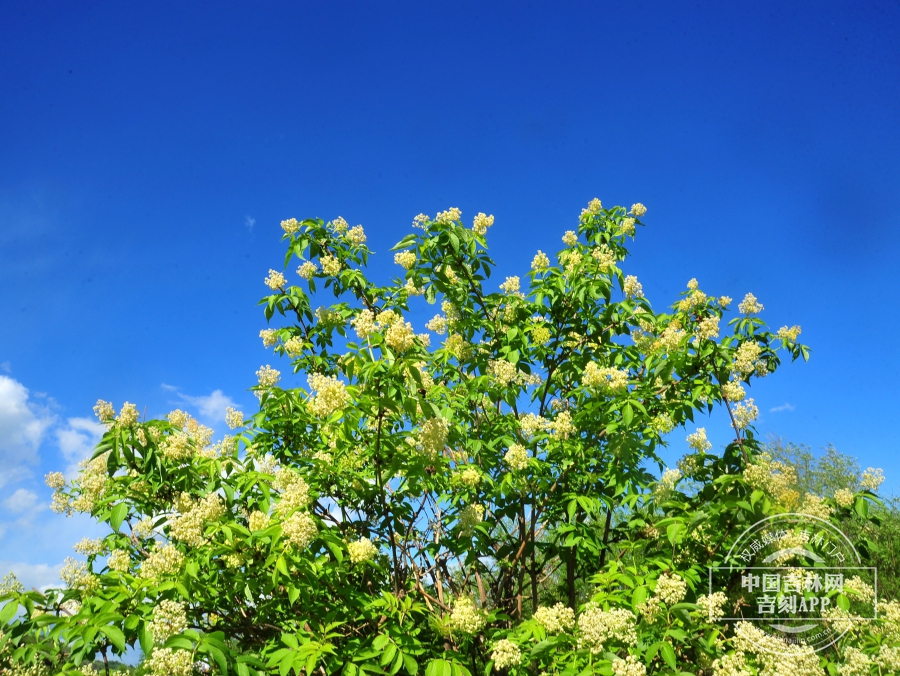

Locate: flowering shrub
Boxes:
[0,200,894,676]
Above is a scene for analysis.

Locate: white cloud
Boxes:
[0,375,56,486]
[0,362,10,373]
[2,488,39,513]
[245,215,256,232]
[164,385,238,425]
[770,403,796,413]
[0,560,64,591]
[55,417,106,476]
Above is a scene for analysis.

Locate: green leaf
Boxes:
[99,625,126,652]
[854,496,868,518]
[622,402,633,427]
[0,600,18,625]
[109,503,129,532]
[660,642,677,670]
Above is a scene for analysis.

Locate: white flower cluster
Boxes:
[256,364,281,389]
[533,602,575,634]
[583,363,629,391]
[562,230,578,246]
[834,488,855,507]
[630,203,647,217]
[417,417,449,460]
[776,325,801,342]
[798,493,833,520]
[731,398,759,430]
[711,653,752,676]
[611,655,646,676]
[394,250,416,269]
[686,428,712,452]
[435,207,462,224]
[116,402,139,426]
[737,293,763,315]
[591,245,616,269]
[107,549,130,572]
[425,314,448,335]
[488,359,541,388]
[490,639,522,669]
[693,315,720,343]
[651,413,675,436]
[321,254,341,276]
[449,597,486,635]
[623,275,643,299]
[347,224,367,245]
[696,592,728,621]
[721,380,746,402]
[93,399,115,422]
[454,466,481,488]
[844,575,875,603]
[348,537,378,564]
[0,572,23,596]
[499,276,520,294]
[531,250,550,270]
[73,537,106,556]
[473,212,494,235]
[142,648,194,676]
[307,373,349,417]
[653,469,681,500]
[273,468,311,515]
[504,444,529,471]
[264,269,286,290]
[248,510,270,532]
[225,406,244,429]
[732,341,765,378]
[861,467,885,491]
[577,603,637,654]
[283,511,317,550]
[655,572,688,605]
[582,198,603,216]
[281,217,301,234]
[148,599,187,644]
[140,544,185,580]
[169,493,226,547]
[297,260,317,279]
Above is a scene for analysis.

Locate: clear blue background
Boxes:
[1,0,898,589]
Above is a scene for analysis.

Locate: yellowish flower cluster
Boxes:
[577,604,637,653]
[93,399,115,422]
[797,493,833,520]
[435,207,462,224]
[412,213,429,228]
[653,322,686,353]
[552,410,575,438]
[133,517,156,539]
[499,276,520,294]
[562,230,578,246]
[347,224,366,244]
[696,592,728,621]
[620,217,636,236]
[732,341,764,378]
[504,444,529,471]
[654,469,682,500]
[583,363,629,391]
[449,597,486,634]
[458,504,484,537]
[264,269,286,290]
[273,468,311,515]
[711,653,752,676]
[560,249,583,273]
[142,648,194,676]
[719,295,732,307]
[281,217,300,234]
[454,466,481,488]
[116,402,139,426]
[721,380,746,402]
[654,572,687,605]
[876,600,900,639]
[582,198,603,216]
[45,471,66,490]
[490,639,522,669]
[256,364,281,389]
[350,309,376,339]
[248,510,270,532]
[297,260,317,279]
[107,549,130,572]
[834,488,855,507]
[148,599,187,644]
[731,398,759,430]
[737,293,763,315]
[71,452,110,513]
[651,413,675,435]
[73,537,105,556]
[591,245,616,269]
[223,406,244,430]
[444,334,471,361]
[394,250,416,269]
[283,511,317,549]
[320,254,341,276]
[612,655,646,676]
[418,417,449,460]
[331,217,349,232]
[533,602,575,634]
[385,320,416,352]
[630,203,647,217]
[686,428,712,452]
[259,328,278,348]
[531,250,551,270]
[777,325,802,342]
[404,279,424,296]
[348,537,378,564]
[693,316,720,343]
[844,575,875,603]
[733,622,820,676]
[743,453,799,507]
[838,647,871,676]
[307,373,349,417]
[875,645,900,671]
[169,493,225,547]
[0,572,23,596]
[472,212,494,235]
[861,467,885,491]
[159,431,193,461]
[519,412,548,437]
[677,453,702,477]
[60,557,98,592]
[425,314,448,335]
[141,544,185,580]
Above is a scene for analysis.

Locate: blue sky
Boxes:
[1,0,899,590]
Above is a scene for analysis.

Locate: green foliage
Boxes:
[1,200,895,676]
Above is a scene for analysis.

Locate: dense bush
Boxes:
[1,200,896,676]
